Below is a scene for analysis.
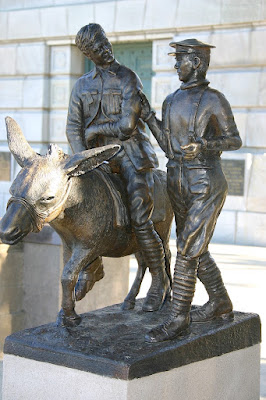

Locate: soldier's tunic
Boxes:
[66,60,158,227]
[154,79,241,258]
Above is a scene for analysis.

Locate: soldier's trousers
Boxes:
[167,159,228,259]
[113,152,154,227]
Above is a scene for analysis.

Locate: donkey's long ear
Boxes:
[5,117,38,167]
[64,144,120,177]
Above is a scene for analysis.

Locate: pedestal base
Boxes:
[2,301,261,400]
[3,344,260,400]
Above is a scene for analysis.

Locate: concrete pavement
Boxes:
[1,242,265,399]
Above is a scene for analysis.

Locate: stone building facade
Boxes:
[0,0,266,246]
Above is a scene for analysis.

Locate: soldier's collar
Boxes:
[180,79,209,90]
[93,60,120,79]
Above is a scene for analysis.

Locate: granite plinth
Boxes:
[4,300,261,380]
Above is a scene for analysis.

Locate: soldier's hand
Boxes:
[181,143,202,160]
[139,90,152,121]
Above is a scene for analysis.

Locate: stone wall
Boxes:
[0,0,265,245]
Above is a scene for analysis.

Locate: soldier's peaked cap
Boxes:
[168,38,215,56]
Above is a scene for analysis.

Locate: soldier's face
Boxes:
[86,36,114,66]
[174,54,195,82]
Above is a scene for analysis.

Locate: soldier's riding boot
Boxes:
[191,251,233,322]
[134,223,170,312]
[145,254,198,343]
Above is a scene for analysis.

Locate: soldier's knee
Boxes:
[133,220,153,231]
[177,241,202,260]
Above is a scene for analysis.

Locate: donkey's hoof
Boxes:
[56,309,65,327]
[56,309,81,327]
[75,280,87,301]
[64,314,82,327]
[121,299,135,311]
[75,267,105,302]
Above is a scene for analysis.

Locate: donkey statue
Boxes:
[0,117,173,327]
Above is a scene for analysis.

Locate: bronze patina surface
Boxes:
[140,38,242,342]
[66,23,171,313]
[0,117,173,328]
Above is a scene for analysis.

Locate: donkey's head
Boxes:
[0,117,119,244]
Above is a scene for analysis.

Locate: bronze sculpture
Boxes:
[0,30,242,345]
[66,23,170,312]
[0,117,173,327]
[140,39,242,342]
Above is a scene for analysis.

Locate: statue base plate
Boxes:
[3,300,261,400]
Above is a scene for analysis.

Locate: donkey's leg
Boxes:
[121,251,147,310]
[62,239,71,265]
[57,248,94,327]
[75,256,104,301]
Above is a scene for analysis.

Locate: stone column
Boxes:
[0,243,24,358]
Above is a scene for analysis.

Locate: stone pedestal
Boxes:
[2,301,261,400]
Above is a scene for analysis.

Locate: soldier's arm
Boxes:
[85,76,141,142]
[200,92,242,152]
[66,83,87,153]
[139,91,169,154]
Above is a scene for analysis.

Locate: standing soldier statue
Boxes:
[140,39,242,342]
[66,23,170,312]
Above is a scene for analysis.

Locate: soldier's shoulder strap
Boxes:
[188,85,208,141]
